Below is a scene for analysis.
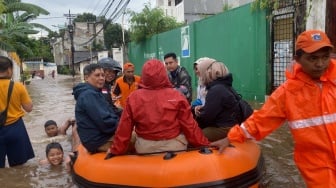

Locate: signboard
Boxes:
[181,26,190,57]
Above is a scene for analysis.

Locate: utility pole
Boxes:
[156,19,164,58]
[121,12,126,63]
[64,10,76,77]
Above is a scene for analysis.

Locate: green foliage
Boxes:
[0,0,6,14]
[251,0,313,22]
[222,3,232,12]
[5,1,49,15]
[0,0,50,54]
[104,23,130,49]
[74,12,97,22]
[92,39,105,51]
[58,66,71,75]
[14,35,53,62]
[251,0,276,11]
[20,70,30,82]
[251,0,313,11]
[47,31,61,38]
[129,3,184,43]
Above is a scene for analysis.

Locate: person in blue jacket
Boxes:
[72,63,119,153]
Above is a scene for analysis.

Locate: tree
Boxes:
[74,12,97,22]
[0,0,50,53]
[129,3,184,43]
[104,23,129,50]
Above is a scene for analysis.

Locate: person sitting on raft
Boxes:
[73,64,120,153]
[106,59,209,158]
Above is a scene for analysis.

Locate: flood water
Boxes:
[0,75,305,187]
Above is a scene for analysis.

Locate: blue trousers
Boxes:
[0,118,35,167]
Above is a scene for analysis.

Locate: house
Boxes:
[156,0,253,24]
[51,37,65,66]
[52,22,104,73]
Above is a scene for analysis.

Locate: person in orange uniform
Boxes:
[211,30,336,187]
[112,62,141,108]
[105,59,209,157]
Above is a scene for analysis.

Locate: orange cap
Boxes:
[123,62,134,70]
[295,30,333,53]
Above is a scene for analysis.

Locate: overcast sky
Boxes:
[21,0,155,36]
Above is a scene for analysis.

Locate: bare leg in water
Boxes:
[66,124,81,171]
[71,124,81,152]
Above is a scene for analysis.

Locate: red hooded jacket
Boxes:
[110,59,209,154]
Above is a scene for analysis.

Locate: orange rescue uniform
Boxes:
[228,59,336,187]
[113,75,141,108]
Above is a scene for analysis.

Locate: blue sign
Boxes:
[181,26,190,57]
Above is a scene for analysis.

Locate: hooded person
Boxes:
[193,58,244,141]
[191,57,211,107]
[72,63,119,153]
[106,59,209,157]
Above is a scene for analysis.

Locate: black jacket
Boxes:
[197,74,240,128]
[168,66,192,102]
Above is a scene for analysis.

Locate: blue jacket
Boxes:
[73,83,119,153]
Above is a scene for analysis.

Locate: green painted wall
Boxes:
[128,3,269,102]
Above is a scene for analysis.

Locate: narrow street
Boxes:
[0,74,305,187]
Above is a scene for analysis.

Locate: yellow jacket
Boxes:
[0,80,32,125]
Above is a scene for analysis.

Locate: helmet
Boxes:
[98,57,122,72]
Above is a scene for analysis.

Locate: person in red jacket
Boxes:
[211,30,336,187]
[106,59,209,157]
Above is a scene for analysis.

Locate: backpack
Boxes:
[227,87,253,124]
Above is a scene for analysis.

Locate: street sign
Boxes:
[181,26,190,58]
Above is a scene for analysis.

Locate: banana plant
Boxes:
[0,0,50,52]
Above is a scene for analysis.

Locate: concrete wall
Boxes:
[306,0,326,31]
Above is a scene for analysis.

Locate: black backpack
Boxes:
[227,87,253,124]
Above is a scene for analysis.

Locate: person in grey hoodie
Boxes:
[72,64,119,153]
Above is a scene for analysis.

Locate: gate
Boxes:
[271,0,306,90]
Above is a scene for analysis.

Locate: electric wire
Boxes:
[77,0,130,46]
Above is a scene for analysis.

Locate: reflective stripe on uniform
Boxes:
[241,123,255,139]
[288,113,336,129]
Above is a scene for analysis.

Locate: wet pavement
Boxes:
[0,75,305,187]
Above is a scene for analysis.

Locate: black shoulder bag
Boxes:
[227,87,253,124]
[0,80,14,126]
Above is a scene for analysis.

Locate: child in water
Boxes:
[40,142,65,166]
[44,117,75,137]
[44,118,81,152]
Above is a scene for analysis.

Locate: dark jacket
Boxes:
[197,73,240,128]
[168,66,192,102]
[102,82,113,105]
[73,83,119,153]
[102,81,122,117]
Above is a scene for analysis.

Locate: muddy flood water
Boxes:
[0,75,305,187]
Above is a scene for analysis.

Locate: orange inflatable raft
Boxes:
[71,140,265,188]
